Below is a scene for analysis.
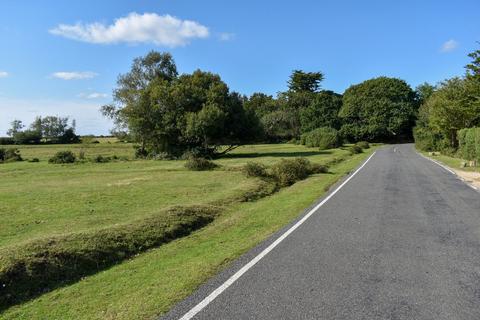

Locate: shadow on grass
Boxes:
[223,150,333,159]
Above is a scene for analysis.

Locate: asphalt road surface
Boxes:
[163,144,480,320]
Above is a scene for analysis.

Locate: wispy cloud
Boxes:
[49,12,210,47]
[78,92,108,99]
[441,39,458,52]
[219,32,235,41]
[52,71,98,80]
[0,71,9,78]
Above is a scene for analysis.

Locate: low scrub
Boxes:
[300,127,342,150]
[348,145,363,154]
[270,158,324,187]
[0,148,22,163]
[0,205,219,310]
[49,151,76,164]
[185,157,218,171]
[243,162,268,178]
[92,155,112,163]
[356,141,370,149]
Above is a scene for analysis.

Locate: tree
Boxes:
[7,120,24,137]
[424,78,480,148]
[300,90,342,133]
[103,52,258,157]
[415,82,436,105]
[339,77,418,142]
[287,70,324,93]
[244,93,278,119]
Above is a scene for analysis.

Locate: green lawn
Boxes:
[420,151,479,172]
[0,142,378,319]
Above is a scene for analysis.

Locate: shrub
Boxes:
[49,151,76,164]
[185,157,218,171]
[457,127,480,162]
[310,163,329,174]
[92,155,112,163]
[0,148,22,163]
[348,145,363,154]
[270,158,312,187]
[300,127,341,150]
[356,141,370,149]
[28,158,40,163]
[0,137,14,145]
[243,162,268,178]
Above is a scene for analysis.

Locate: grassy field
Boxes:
[0,140,379,319]
[420,151,479,172]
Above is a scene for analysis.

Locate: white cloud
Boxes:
[52,71,98,80]
[0,71,8,78]
[78,92,108,99]
[219,32,235,41]
[441,39,458,52]
[49,12,209,47]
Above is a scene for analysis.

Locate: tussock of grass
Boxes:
[0,205,219,310]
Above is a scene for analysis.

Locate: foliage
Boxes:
[356,141,370,149]
[288,70,324,93]
[300,127,341,149]
[49,151,76,164]
[184,156,218,171]
[269,157,325,187]
[457,127,480,162]
[243,162,268,178]
[348,145,363,154]
[0,148,22,163]
[7,117,79,144]
[415,82,436,105]
[300,90,342,132]
[102,51,258,157]
[0,137,14,145]
[339,77,418,142]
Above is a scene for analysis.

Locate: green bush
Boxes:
[243,162,268,178]
[310,163,329,174]
[356,141,370,149]
[457,127,480,162]
[348,145,363,154]
[300,127,341,150]
[0,137,14,145]
[270,158,312,187]
[49,151,76,164]
[28,158,40,163]
[92,155,112,163]
[185,157,218,171]
[0,148,22,163]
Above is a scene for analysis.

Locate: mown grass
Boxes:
[420,151,479,172]
[0,142,379,319]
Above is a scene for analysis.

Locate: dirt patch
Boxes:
[453,169,480,189]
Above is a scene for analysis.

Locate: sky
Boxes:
[0,0,479,136]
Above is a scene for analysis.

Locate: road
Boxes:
[163,144,480,320]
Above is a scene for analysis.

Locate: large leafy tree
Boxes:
[339,77,418,141]
[300,90,342,133]
[103,51,258,157]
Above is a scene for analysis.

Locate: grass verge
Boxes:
[0,147,378,320]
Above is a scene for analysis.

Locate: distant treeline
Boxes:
[414,45,480,156]
[102,51,420,158]
[1,116,79,145]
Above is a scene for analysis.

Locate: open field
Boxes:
[0,141,378,319]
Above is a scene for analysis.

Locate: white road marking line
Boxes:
[178,151,377,320]
[418,152,479,192]
[418,153,456,175]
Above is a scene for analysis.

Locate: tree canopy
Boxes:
[102,51,259,157]
[339,77,418,142]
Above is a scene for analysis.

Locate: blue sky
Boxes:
[0,0,479,135]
